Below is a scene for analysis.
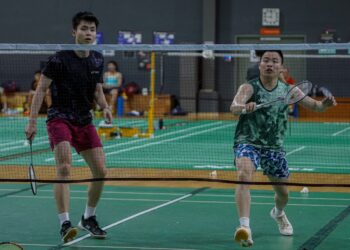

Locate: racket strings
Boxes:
[285,81,313,105]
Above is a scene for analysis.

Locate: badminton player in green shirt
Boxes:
[230,50,336,247]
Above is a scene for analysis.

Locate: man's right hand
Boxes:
[25,120,37,142]
[244,102,257,113]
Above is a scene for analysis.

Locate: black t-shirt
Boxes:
[42,50,104,126]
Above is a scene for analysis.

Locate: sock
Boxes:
[58,212,70,226]
[84,205,96,219]
[274,207,284,216]
[239,217,250,228]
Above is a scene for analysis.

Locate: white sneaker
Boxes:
[234,226,253,247]
[270,208,293,236]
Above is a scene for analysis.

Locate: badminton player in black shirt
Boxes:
[25,12,112,242]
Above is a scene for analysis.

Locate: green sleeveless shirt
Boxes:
[234,78,290,149]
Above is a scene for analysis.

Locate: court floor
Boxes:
[0,116,349,249]
[0,183,349,250]
[0,117,349,175]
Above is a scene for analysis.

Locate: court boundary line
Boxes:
[0,135,47,147]
[2,188,350,201]
[45,121,223,162]
[286,146,306,156]
[298,205,350,250]
[20,243,197,250]
[5,195,348,208]
[332,126,350,136]
[59,187,209,248]
[99,123,234,159]
[0,185,43,199]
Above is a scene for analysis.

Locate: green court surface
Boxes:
[0,184,349,249]
[0,116,349,174]
[0,116,349,249]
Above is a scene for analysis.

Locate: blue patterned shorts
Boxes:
[233,144,289,178]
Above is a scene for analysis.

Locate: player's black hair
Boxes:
[107,60,119,71]
[259,50,284,64]
[72,11,99,30]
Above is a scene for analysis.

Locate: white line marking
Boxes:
[332,126,350,136]
[0,135,47,147]
[0,140,49,152]
[45,121,222,162]
[5,195,348,208]
[2,188,350,201]
[96,123,233,160]
[289,161,350,167]
[63,190,203,247]
[105,160,232,165]
[20,243,196,250]
[286,146,306,156]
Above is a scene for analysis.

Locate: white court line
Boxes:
[286,146,306,156]
[0,135,47,147]
[105,160,232,165]
[0,140,49,152]
[45,121,222,162]
[76,122,229,162]
[97,123,234,160]
[289,161,350,167]
[332,126,350,136]
[114,120,146,127]
[2,188,350,201]
[5,195,348,208]
[20,243,196,250]
[62,190,204,247]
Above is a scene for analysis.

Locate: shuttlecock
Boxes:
[209,170,218,179]
[300,187,309,194]
[202,50,214,59]
[23,140,29,146]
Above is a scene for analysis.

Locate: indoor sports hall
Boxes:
[0,1,349,250]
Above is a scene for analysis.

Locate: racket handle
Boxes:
[256,104,263,109]
[242,105,262,114]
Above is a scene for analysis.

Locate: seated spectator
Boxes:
[24,70,52,114]
[0,86,7,112]
[103,61,123,114]
[279,66,296,85]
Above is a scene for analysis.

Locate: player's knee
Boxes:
[237,169,253,182]
[57,163,71,178]
[236,161,254,182]
[93,167,107,178]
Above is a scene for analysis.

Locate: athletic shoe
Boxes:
[270,207,294,236]
[234,226,253,247]
[60,221,78,243]
[78,215,107,239]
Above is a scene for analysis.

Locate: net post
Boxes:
[147,51,156,137]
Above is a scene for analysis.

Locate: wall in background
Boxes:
[1,0,349,111]
[216,0,350,110]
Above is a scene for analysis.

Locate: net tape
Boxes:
[1,43,350,51]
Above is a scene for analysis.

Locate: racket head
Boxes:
[285,80,313,105]
[0,242,23,250]
[28,164,37,195]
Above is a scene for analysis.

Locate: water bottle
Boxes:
[117,96,124,117]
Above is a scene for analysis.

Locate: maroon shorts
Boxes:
[47,118,102,153]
